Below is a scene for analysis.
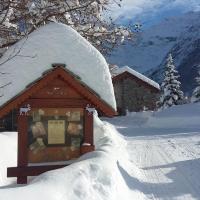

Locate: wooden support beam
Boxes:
[7,165,68,177]
[83,110,94,145]
[17,114,28,183]
[81,109,95,154]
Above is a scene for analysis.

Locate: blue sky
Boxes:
[110,0,200,27]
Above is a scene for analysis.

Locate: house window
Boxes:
[27,108,83,163]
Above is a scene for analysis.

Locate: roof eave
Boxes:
[112,71,160,92]
[0,66,116,118]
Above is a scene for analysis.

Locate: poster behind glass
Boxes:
[28,108,83,163]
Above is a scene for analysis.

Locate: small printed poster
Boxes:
[69,111,81,121]
[67,122,82,135]
[31,121,46,138]
[29,138,46,154]
[48,120,65,144]
[32,111,41,122]
[71,138,81,149]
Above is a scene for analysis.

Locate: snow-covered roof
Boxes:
[113,66,160,90]
[0,23,116,110]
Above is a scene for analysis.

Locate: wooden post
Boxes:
[81,109,95,154]
[17,113,28,184]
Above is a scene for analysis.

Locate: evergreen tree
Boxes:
[191,69,200,103]
[158,53,184,109]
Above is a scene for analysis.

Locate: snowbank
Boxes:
[148,103,200,129]
[2,103,199,199]
[0,115,145,200]
[107,103,200,136]
[0,132,17,186]
[107,103,200,200]
[0,23,116,110]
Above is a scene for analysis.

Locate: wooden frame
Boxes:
[7,165,68,177]
[0,66,116,118]
[112,71,160,114]
[3,66,116,184]
[9,105,94,184]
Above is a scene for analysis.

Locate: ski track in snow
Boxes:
[106,104,200,200]
[125,133,200,200]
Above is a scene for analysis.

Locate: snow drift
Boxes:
[1,103,200,199]
[0,23,116,110]
[0,114,145,200]
[107,102,200,137]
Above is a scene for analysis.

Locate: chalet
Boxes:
[0,23,116,184]
[112,66,160,115]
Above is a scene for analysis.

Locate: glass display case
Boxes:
[28,108,83,163]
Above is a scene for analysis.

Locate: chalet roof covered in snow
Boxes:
[113,66,160,90]
[0,23,116,110]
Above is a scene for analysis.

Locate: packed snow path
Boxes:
[107,107,200,200]
[126,133,200,200]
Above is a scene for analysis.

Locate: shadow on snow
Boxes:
[118,159,200,199]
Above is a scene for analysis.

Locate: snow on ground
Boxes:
[0,132,17,187]
[126,132,200,199]
[0,114,145,200]
[1,103,200,199]
[107,103,200,200]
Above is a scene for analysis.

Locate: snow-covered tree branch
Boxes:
[0,0,133,55]
[0,36,37,92]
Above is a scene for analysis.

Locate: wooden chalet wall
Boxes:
[113,72,160,115]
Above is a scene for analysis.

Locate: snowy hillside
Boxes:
[1,103,200,199]
[108,11,200,94]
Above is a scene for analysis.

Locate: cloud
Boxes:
[111,0,200,21]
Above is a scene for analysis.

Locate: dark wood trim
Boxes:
[24,98,89,108]
[83,110,94,145]
[0,67,116,118]
[56,69,116,117]
[80,145,95,155]
[17,114,28,167]
[7,165,68,177]
[17,113,28,184]
[17,176,27,184]
[0,70,56,118]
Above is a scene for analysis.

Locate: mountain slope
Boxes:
[107,11,200,94]
[149,16,200,94]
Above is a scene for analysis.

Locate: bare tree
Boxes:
[0,0,133,55]
[0,0,134,93]
[0,36,37,94]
